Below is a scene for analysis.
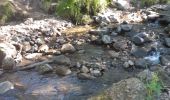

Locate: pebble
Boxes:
[80,66,89,73]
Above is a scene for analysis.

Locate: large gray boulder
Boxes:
[89,78,146,100]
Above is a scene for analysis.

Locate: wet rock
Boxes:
[77,73,95,80]
[113,41,127,51]
[38,44,49,52]
[80,66,89,73]
[91,69,102,77]
[132,36,145,45]
[2,57,15,70]
[53,55,71,65]
[22,42,31,52]
[164,38,170,47]
[160,55,170,66]
[89,78,146,100]
[158,15,170,26]
[0,70,3,76]
[131,47,147,58]
[36,64,53,74]
[123,60,134,68]
[135,59,148,69]
[61,43,76,53]
[111,32,118,36]
[108,50,119,58]
[164,24,170,34]
[136,69,154,81]
[120,24,133,32]
[0,81,14,94]
[102,35,112,44]
[55,66,71,76]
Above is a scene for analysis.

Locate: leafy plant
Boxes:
[145,73,163,100]
[56,0,110,24]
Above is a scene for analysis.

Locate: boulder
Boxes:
[36,64,53,74]
[89,78,146,100]
[53,55,71,65]
[61,43,76,53]
[1,57,15,70]
[55,66,71,76]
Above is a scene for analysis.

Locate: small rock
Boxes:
[135,59,148,69]
[0,81,14,94]
[131,47,147,58]
[160,55,170,66]
[80,66,89,73]
[55,66,71,76]
[113,41,127,51]
[61,43,76,53]
[24,53,42,60]
[0,70,3,76]
[91,69,102,77]
[102,35,112,44]
[128,60,134,66]
[36,64,53,74]
[38,44,49,52]
[108,50,119,58]
[120,24,133,32]
[137,69,154,81]
[22,42,31,52]
[123,62,129,68]
[53,55,71,65]
[46,49,61,55]
[77,50,85,54]
[77,73,95,80]
[165,24,170,34]
[111,32,118,36]
[132,36,145,45]
[2,57,15,70]
[164,38,170,47]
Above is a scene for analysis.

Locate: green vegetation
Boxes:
[0,1,13,24]
[56,0,110,24]
[145,73,163,100]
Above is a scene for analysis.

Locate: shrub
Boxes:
[56,0,110,24]
[145,73,163,100]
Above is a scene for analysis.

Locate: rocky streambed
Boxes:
[0,3,170,100]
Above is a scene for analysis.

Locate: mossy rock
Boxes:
[88,78,146,100]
